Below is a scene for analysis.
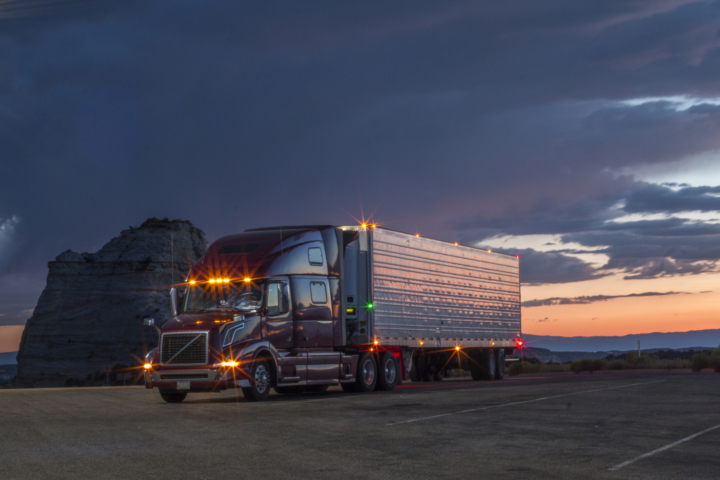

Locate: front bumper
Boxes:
[145,366,251,391]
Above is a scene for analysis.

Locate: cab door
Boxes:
[264,279,293,349]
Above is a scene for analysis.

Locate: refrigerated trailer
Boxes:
[143,225,521,403]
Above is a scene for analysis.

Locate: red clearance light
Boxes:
[517,340,524,346]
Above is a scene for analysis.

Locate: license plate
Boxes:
[177,380,191,390]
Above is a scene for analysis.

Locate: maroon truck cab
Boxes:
[144,226,368,403]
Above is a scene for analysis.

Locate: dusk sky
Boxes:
[1,0,720,353]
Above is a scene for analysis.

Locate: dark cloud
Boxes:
[497,248,609,285]
[1,1,720,310]
[522,291,688,308]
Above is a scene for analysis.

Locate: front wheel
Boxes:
[160,391,187,403]
[242,360,272,402]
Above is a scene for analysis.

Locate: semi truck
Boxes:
[143,225,521,403]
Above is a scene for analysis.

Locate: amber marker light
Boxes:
[415,234,420,237]
[361,223,367,228]
[208,279,217,284]
[419,341,424,345]
[454,242,458,246]
[243,277,251,282]
[487,249,492,253]
[189,280,196,285]
[143,363,151,369]
[374,340,379,345]
[220,360,239,368]
[455,346,460,351]
[371,224,376,228]
[223,278,230,283]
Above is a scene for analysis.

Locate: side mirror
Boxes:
[170,288,178,318]
[144,317,161,336]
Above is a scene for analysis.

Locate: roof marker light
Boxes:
[243,278,251,282]
[208,279,217,284]
[189,280,196,285]
[223,278,230,283]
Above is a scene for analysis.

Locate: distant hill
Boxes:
[523,329,720,352]
[0,352,17,365]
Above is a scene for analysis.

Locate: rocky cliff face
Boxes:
[16,218,207,387]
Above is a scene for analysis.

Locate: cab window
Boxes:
[310,282,327,304]
[267,282,289,316]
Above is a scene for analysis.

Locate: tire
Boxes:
[395,357,403,386]
[480,350,496,381]
[306,385,329,393]
[495,349,505,380]
[470,351,483,381]
[355,352,377,393]
[160,391,187,403]
[274,386,305,395]
[340,382,357,393]
[376,352,397,391]
[242,359,272,402]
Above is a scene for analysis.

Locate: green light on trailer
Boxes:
[367,303,373,309]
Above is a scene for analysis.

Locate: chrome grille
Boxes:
[161,332,208,365]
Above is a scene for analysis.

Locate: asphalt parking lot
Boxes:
[1,370,719,479]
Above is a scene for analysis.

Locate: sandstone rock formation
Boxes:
[16,218,207,387]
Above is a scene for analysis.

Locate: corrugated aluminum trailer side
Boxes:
[341,227,520,350]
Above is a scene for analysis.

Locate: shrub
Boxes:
[606,360,625,370]
[507,361,570,376]
[691,353,711,372]
[570,358,607,374]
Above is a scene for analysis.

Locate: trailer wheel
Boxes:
[242,359,271,402]
[495,349,505,380]
[160,391,187,403]
[481,349,496,381]
[355,352,377,393]
[376,352,397,391]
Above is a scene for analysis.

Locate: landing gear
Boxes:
[242,360,271,402]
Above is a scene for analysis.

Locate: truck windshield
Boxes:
[183,282,264,313]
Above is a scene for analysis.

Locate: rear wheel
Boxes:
[355,352,377,393]
[470,351,482,381]
[481,350,496,380]
[376,352,397,391]
[160,391,187,403]
[495,349,506,380]
[242,360,272,402]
